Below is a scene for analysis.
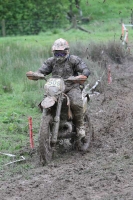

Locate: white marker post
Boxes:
[121,23,133,46]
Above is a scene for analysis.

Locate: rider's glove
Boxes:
[26,71,44,81]
[73,75,87,84]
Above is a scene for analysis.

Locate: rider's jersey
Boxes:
[37,55,90,91]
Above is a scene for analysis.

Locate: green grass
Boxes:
[1,17,133,47]
[81,0,133,21]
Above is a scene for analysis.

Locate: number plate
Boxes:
[45,78,61,88]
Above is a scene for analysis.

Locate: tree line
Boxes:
[0,0,89,36]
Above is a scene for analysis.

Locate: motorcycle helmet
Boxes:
[52,38,70,63]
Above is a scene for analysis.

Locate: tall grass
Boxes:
[0,43,47,169]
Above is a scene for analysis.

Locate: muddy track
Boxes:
[0,59,133,200]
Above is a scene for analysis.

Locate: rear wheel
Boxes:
[80,110,93,151]
[39,110,53,164]
[73,110,93,151]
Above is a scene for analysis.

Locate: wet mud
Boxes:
[0,58,133,200]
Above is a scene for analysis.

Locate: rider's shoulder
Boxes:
[68,55,80,64]
[46,57,56,63]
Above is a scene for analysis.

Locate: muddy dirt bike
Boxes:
[26,72,93,164]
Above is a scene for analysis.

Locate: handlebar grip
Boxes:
[26,72,47,81]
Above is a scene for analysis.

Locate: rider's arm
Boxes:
[26,57,54,80]
[37,57,54,75]
[69,55,90,77]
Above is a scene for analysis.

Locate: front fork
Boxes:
[51,94,63,144]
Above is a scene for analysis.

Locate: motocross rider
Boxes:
[27,38,90,141]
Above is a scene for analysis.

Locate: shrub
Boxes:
[106,41,126,64]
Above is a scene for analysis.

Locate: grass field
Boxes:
[0,0,133,170]
[81,0,133,20]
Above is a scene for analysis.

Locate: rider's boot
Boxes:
[77,125,86,140]
[76,125,89,151]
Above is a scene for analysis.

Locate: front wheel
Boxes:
[39,110,53,164]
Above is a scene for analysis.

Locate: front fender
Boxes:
[41,96,57,108]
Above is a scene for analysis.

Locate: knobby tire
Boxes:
[39,110,53,165]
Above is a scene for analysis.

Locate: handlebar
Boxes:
[26,71,100,95]
[26,72,47,81]
[26,72,87,83]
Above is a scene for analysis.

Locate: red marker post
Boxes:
[28,117,34,148]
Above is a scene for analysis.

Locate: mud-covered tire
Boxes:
[39,110,53,164]
[80,110,93,151]
[73,110,93,152]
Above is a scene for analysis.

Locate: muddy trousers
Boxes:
[66,87,84,130]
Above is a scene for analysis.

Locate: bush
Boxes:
[69,40,128,93]
[106,41,126,64]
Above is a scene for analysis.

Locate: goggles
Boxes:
[54,52,67,57]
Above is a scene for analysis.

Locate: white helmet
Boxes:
[52,38,70,63]
[52,38,69,51]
